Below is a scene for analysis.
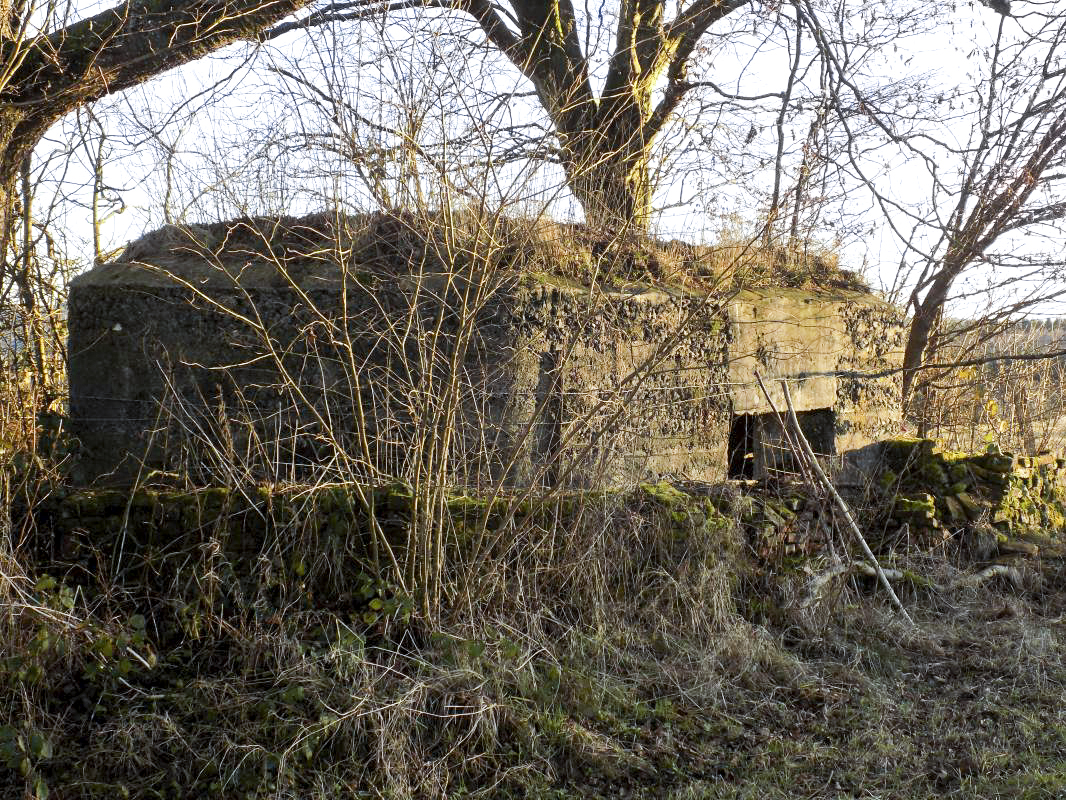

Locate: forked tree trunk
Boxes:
[565,146,652,233]
[462,0,745,235]
[558,94,654,233]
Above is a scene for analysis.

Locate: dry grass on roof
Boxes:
[115,209,870,295]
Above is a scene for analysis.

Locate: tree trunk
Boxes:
[0,105,55,407]
[564,143,652,233]
[901,264,960,405]
[901,303,935,404]
[0,109,24,237]
[0,107,34,283]
[560,100,653,233]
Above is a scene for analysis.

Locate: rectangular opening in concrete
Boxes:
[728,414,756,479]
[729,408,836,480]
[795,408,837,458]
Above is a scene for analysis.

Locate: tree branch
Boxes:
[999,199,1066,232]
[645,0,747,137]
[265,0,446,38]
[9,0,312,114]
[504,0,595,132]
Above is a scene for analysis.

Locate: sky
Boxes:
[28,0,1066,320]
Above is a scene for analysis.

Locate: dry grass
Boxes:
[3,475,1066,799]
[111,209,867,296]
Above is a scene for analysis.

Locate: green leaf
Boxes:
[33,576,56,592]
[28,732,51,759]
[95,637,114,660]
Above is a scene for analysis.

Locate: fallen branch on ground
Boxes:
[793,559,1025,610]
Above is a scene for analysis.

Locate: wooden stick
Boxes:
[950,563,1022,590]
[779,378,915,626]
[753,371,915,626]
[794,559,911,610]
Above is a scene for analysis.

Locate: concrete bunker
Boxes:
[67,213,905,488]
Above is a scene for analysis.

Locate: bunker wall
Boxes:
[68,257,904,488]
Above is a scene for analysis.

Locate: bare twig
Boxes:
[754,371,915,626]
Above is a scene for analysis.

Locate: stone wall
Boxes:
[859,438,1066,558]
[691,440,1066,564]
[67,216,904,488]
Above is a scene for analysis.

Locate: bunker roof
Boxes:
[77,211,872,299]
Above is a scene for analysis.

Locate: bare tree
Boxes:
[796,1,1066,406]
[268,0,785,231]
[0,0,318,281]
[896,6,1066,403]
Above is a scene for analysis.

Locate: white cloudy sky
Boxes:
[31,0,1066,318]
